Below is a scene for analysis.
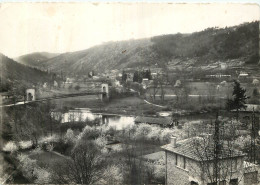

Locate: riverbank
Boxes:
[51,96,166,116]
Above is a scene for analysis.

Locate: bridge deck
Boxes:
[0,91,106,107]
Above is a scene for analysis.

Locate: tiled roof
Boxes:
[135,116,173,126]
[161,137,245,161]
[0,92,12,96]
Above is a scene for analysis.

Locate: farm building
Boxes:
[0,92,13,99]
[135,116,174,127]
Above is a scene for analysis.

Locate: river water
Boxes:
[61,108,135,130]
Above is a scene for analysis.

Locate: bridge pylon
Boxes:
[26,89,36,101]
[100,83,109,101]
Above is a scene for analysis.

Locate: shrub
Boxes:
[76,125,100,141]
[17,154,37,180]
[3,141,18,153]
[34,167,52,184]
[39,134,59,144]
[19,141,33,150]
[101,165,124,185]
[133,124,152,140]
[234,135,251,150]
[94,136,108,154]
[160,128,173,142]
[17,154,51,183]
[64,128,75,144]
[147,126,161,141]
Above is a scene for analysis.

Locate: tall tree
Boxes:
[226,81,249,120]
[133,71,139,82]
[122,70,127,83]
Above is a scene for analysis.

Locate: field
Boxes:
[29,151,67,169]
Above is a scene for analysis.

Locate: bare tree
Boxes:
[150,75,159,102]
[158,75,166,103]
[52,141,104,184]
[184,115,259,185]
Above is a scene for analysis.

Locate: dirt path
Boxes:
[143,100,167,108]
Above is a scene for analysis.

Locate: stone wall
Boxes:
[166,151,202,185]
[166,151,246,185]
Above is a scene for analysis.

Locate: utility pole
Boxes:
[250,108,256,164]
[213,111,220,184]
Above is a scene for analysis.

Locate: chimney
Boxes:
[199,133,213,140]
[170,136,177,148]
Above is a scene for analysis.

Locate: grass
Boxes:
[50,94,104,109]
[29,151,67,169]
[102,96,164,116]
[51,95,165,116]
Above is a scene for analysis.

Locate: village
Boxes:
[1,58,260,185]
[1,3,260,185]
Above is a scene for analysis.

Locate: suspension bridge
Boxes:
[0,83,109,107]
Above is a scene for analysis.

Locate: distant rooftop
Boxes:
[135,116,173,126]
[161,137,245,161]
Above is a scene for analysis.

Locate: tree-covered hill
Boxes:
[151,21,259,64]
[16,21,259,74]
[15,52,60,67]
[0,54,53,92]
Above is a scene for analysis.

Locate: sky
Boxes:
[0,3,259,58]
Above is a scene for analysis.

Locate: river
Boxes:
[61,108,135,130]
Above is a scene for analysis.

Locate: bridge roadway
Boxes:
[0,91,106,108]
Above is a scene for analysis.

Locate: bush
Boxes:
[3,141,18,153]
[64,128,75,144]
[17,154,37,180]
[19,141,33,150]
[76,125,100,141]
[234,135,251,150]
[39,134,59,144]
[34,167,52,184]
[133,124,152,140]
[147,127,161,141]
[100,165,124,185]
[17,154,51,183]
[160,128,173,142]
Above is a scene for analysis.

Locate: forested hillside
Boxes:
[151,21,259,64]
[16,52,59,67]
[16,21,259,74]
[0,54,52,92]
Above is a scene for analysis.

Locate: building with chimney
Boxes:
[161,136,259,185]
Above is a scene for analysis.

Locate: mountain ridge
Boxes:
[15,21,259,75]
[0,53,53,92]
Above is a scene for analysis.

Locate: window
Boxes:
[175,154,178,166]
[207,181,226,185]
[233,159,237,170]
[191,181,198,185]
[244,172,258,185]
[184,157,186,169]
[229,178,238,185]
